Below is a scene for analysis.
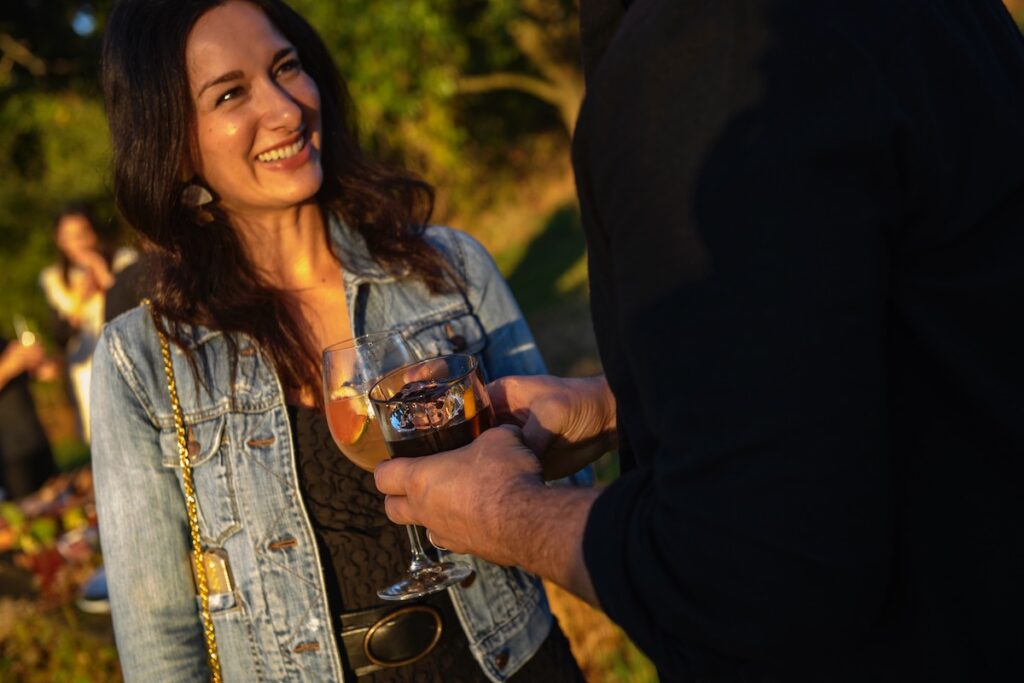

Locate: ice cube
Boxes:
[388,401,417,434]
[387,380,466,432]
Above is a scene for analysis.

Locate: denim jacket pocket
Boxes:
[404,310,486,363]
[159,415,243,546]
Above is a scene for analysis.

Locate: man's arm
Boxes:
[571,0,901,671]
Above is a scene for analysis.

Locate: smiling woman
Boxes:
[187,6,324,218]
[91,1,587,681]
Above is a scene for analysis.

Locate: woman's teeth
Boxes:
[257,137,305,162]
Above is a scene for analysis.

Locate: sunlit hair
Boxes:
[101,0,456,398]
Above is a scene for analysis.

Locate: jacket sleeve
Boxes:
[578,1,899,672]
[447,228,549,380]
[91,326,210,681]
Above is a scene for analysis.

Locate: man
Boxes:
[376,1,1024,679]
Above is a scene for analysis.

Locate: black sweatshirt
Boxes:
[574,1,1024,680]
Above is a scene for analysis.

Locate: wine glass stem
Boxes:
[405,525,435,572]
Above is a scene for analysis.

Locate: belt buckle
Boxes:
[362,604,443,670]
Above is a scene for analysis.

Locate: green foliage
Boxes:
[290,0,469,177]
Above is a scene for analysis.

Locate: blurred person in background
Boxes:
[92,0,586,680]
[39,203,136,441]
[375,1,1024,681]
[0,335,57,501]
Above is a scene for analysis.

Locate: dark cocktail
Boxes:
[378,376,493,459]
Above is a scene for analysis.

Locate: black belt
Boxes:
[338,593,446,677]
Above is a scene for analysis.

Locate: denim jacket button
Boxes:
[187,440,200,457]
[494,648,510,670]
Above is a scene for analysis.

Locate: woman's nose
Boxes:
[258,80,302,130]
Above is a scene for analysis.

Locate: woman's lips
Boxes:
[256,134,313,171]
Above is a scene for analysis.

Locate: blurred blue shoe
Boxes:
[77,565,110,614]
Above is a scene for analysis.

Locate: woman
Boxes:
[92,0,586,681]
[39,204,136,440]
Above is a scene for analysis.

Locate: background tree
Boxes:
[457,0,582,134]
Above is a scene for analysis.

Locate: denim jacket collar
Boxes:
[329,214,406,287]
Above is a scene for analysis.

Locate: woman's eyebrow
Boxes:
[197,70,243,98]
[272,46,295,64]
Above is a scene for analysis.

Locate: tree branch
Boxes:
[0,33,47,77]
[457,72,563,106]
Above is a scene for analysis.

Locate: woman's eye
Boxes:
[215,86,244,106]
[276,58,302,77]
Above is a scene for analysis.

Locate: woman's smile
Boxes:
[256,130,307,164]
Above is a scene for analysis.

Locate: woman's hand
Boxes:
[487,374,617,480]
[76,249,115,290]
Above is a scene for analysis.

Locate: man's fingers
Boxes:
[493,422,525,441]
[486,377,516,421]
[521,415,556,454]
[383,494,416,526]
[374,457,414,496]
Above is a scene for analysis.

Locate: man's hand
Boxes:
[374,424,601,604]
[375,425,543,566]
[488,374,617,480]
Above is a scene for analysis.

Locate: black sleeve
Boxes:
[578,0,902,672]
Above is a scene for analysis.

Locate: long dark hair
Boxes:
[101,0,456,397]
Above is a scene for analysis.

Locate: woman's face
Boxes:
[185,0,323,217]
[56,214,99,264]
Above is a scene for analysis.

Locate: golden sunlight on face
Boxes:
[186,0,323,218]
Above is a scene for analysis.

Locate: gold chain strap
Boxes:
[150,303,223,683]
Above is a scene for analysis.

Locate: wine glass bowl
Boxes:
[322,332,412,472]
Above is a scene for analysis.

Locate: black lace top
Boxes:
[289,405,582,682]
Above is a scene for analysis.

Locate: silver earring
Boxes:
[182,183,214,208]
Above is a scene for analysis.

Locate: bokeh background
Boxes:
[2,1,1022,680]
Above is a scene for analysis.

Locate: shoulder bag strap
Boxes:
[148,302,223,683]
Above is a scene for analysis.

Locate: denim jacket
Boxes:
[91,221,582,682]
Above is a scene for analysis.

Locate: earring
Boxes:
[182,183,214,208]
